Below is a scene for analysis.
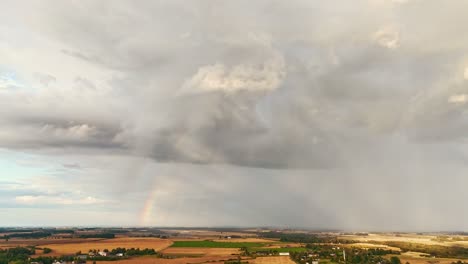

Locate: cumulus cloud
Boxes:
[180,56,285,94]
[373,26,400,49]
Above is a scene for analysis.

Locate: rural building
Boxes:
[77,254,88,260]
[279,252,290,256]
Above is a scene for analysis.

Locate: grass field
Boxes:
[170,241,264,248]
[161,247,240,256]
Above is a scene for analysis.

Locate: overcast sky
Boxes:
[1,0,468,231]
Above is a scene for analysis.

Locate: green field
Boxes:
[171,241,265,248]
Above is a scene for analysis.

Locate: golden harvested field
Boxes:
[398,256,462,264]
[89,255,246,264]
[37,237,172,256]
[161,247,239,256]
[252,256,296,264]
[340,233,439,244]
[341,233,468,248]
[345,243,401,251]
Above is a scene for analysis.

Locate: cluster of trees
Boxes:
[3,232,52,240]
[86,247,158,260]
[30,255,80,264]
[1,229,76,241]
[78,233,115,239]
[241,247,297,257]
[107,247,157,256]
[0,247,35,264]
[0,246,85,264]
[259,232,355,244]
[290,246,402,264]
[0,229,36,234]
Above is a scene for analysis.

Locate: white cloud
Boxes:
[15,195,107,205]
[448,94,468,104]
[373,26,400,49]
[180,56,285,94]
[40,123,96,141]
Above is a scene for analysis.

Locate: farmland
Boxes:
[252,256,296,264]
[36,237,172,256]
[161,247,240,256]
[2,228,468,264]
[170,241,265,248]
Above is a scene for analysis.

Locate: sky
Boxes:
[1,0,468,231]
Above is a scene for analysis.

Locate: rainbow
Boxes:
[140,188,159,226]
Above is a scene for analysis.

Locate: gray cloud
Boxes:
[1,0,468,229]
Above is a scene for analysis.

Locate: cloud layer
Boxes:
[1,0,468,230]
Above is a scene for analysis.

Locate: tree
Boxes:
[390,256,402,264]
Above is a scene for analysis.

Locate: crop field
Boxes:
[90,255,248,264]
[36,237,172,256]
[340,233,468,248]
[344,243,401,251]
[392,254,462,264]
[251,256,296,264]
[161,247,240,256]
[170,241,264,248]
[212,238,276,243]
[250,247,307,253]
[4,229,468,264]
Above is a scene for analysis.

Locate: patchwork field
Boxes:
[341,233,468,248]
[36,237,172,256]
[3,229,468,264]
[89,255,237,264]
[170,241,264,248]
